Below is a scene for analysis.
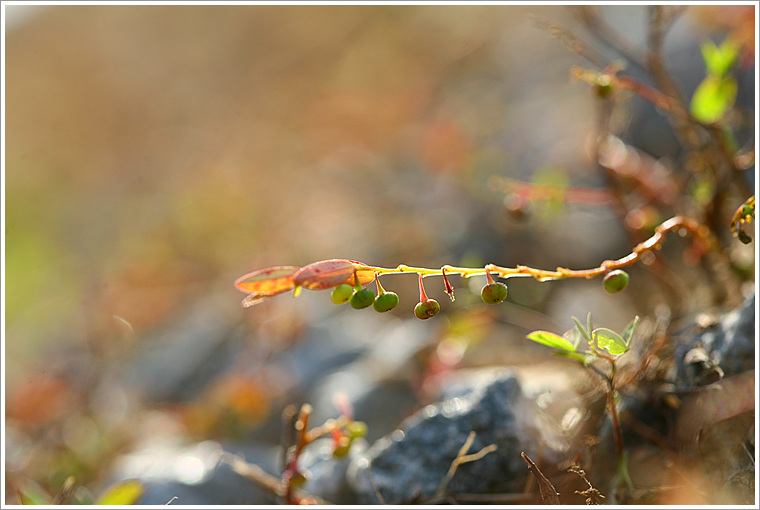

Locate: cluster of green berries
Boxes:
[331,270,513,320]
[330,278,399,313]
[331,267,628,319]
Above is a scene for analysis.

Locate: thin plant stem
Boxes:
[360,215,715,283]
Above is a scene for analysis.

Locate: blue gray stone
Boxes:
[347,370,530,504]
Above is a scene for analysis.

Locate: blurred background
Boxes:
[4,3,755,505]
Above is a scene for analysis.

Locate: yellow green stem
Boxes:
[360,216,715,283]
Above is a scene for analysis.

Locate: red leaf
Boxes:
[234,266,299,295]
[344,260,377,286]
[293,259,375,290]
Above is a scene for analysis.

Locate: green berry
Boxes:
[346,421,368,439]
[481,282,508,304]
[286,471,307,487]
[373,292,399,313]
[331,284,354,304]
[603,269,629,294]
[414,299,440,320]
[595,82,613,99]
[332,435,351,458]
[350,288,376,309]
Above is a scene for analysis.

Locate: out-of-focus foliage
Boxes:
[690,39,739,123]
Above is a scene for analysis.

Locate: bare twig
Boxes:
[224,452,286,497]
[573,6,647,71]
[569,464,605,504]
[521,452,560,504]
[367,462,386,505]
[279,404,299,472]
[528,14,609,69]
[222,451,331,505]
[488,175,616,205]
[647,5,688,107]
[433,432,498,500]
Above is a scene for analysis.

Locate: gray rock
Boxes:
[347,370,530,504]
[675,292,755,388]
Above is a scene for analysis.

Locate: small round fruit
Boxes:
[414,299,440,320]
[603,269,629,294]
[332,435,351,458]
[346,421,368,439]
[373,292,399,312]
[331,284,354,304]
[286,471,307,487]
[350,288,376,309]
[481,282,508,304]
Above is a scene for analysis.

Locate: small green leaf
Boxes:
[690,75,737,123]
[586,313,594,341]
[571,316,591,343]
[552,350,591,365]
[621,316,640,347]
[527,331,577,352]
[96,480,144,505]
[593,328,628,355]
[701,39,739,77]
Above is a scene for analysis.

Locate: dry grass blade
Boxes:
[432,431,498,500]
[521,452,560,504]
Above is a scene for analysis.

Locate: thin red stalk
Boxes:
[418,273,429,302]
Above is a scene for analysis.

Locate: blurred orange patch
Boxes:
[181,374,271,439]
[420,119,471,174]
[7,376,73,427]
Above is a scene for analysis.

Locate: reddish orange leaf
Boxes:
[293,259,375,290]
[234,266,299,294]
[344,262,376,286]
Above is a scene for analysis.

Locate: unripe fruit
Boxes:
[350,288,376,309]
[331,284,354,304]
[285,471,307,487]
[595,82,613,99]
[595,75,613,98]
[373,291,399,312]
[332,435,351,458]
[414,299,440,320]
[346,421,368,439]
[603,269,629,294]
[481,282,508,304]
